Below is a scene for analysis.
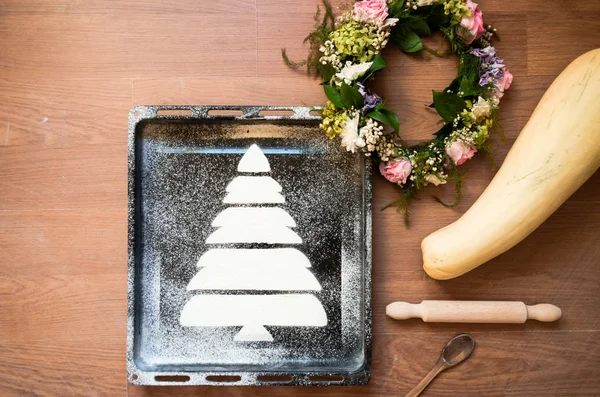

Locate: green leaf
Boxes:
[363,54,387,81]
[323,85,344,108]
[380,108,400,132]
[431,78,456,107]
[408,18,431,37]
[340,82,364,109]
[366,110,391,127]
[456,54,482,97]
[458,78,480,97]
[388,0,406,17]
[413,4,434,15]
[318,63,337,82]
[370,54,387,73]
[433,122,453,138]
[374,100,386,111]
[366,108,400,132]
[426,3,451,26]
[444,76,461,94]
[392,27,423,53]
[432,90,467,123]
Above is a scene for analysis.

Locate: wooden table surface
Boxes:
[1,0,599,396]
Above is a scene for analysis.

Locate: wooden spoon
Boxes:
[404,334,475,397]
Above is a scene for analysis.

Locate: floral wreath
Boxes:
[283,0,512,221]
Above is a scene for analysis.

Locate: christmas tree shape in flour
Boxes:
[179,144,327,342]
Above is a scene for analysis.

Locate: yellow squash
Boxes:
[422,48,600,280]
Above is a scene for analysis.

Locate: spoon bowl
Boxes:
[404,334,475,397]
[442,334,475,367]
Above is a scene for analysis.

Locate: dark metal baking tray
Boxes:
[127,106,372,386]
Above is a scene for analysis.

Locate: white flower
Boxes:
[472,96,491,120]
[355,135,366,148]
[416,0,436,6]
[340,114,362,153]
[382,18,399,28]
[425,174,447,186]
[335,62,373,85]
[490,96,500,108]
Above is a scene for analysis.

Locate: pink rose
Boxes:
[379,158,412,185]
[496,67,513,92]
[446,140,477,166]
[458,0,485,44]
[354,0,389,23]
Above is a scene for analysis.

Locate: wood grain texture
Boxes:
[0,0,599,396]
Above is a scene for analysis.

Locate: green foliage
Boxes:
[390,13,441,55]
[281,0,336,75]
[381,109,400,133]
[456,54,483,97]
[392,26,423,53]
[281,48,307,69]
[319,63,337,83]
[422,43,452,58]
[433,170,464,208]
[388,0,406,18]
[490,108,507,141]
[425,3,451,26]
[407,18,431,37]
[340,83,364,109]
[363,54,387,81]
[477,138,497,170]
[432,90,468,122]
[433,122,454,139]
[445,76,461,94]
[366,108,400,132]
[324,85,344,108]
[383,186,417,225]
[440,25,468,54]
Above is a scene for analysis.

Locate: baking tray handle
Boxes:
[130,106,322,121]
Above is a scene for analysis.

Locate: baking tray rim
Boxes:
[126,105,373,386]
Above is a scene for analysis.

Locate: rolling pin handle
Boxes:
[386,302,423,320]
[526,304,562,322]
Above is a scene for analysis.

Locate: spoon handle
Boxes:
[404,359,446,397]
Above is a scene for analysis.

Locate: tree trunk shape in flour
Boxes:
[179,144,327,342]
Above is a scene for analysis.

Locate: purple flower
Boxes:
[470,46,506,87]
[357,82,383,114]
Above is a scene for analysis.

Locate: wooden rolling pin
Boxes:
[386,301,562,323]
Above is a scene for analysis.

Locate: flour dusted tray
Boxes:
[127,106,372,386]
